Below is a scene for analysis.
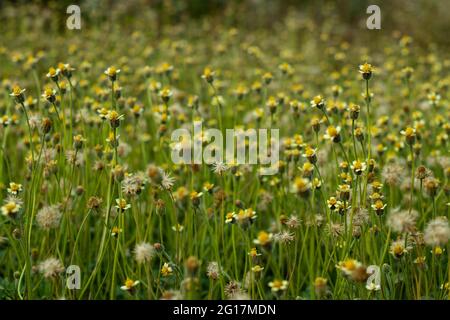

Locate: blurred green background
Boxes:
[0,0,449,47]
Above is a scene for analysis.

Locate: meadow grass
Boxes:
[0,2,449,300]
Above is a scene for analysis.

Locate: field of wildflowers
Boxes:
[0,1,449,300]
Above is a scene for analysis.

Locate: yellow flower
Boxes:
[371,199,387,215]
[201,67,215,83]
[314,277,327,287]
[302,146,317,163]
[107,110,124,128]
[248,247,261,258]
[156,62,173,75]
[73,134,86,149]
[42,87,56,102]
[111,226,122,237]
[327,197,339,210]
[291,177,311,196]
[324,126,341,142]
[432,246,444,256]
[104,66,121,81]
[1,199,21,218]
[350,160,367,175]
[251,265,264,273]
[278,62,293,75]
[441,282,450,291]
[268,279,288,292]
[253,231,272,246]
[190,191,203,206]
[0,115,11,126]
[359,62,374,79]
[336,258,362,276]
[10,85,25,97]
[120,278,139,291]
[172,223,184,232]
[400,127,416,145]
[10,85,26,103]
[115,198,131,212]
[225,212,236,224]
[159,88,173,103]
[161,262,173,276]
[427,92,441,106]
[203,182,214,193]
[131,104,144,117]
[46,67,60,80]
[97,108,109,119]
[310,95,325,109]
[390,239,410,258]
[7,182,22,195]
[262,72,273,84]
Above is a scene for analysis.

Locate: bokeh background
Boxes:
[1,0,449,47]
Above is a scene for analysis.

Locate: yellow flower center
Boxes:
[13,86,22,95]
[360,63,373,73]
[125,279,134,289]
[393,244,404,256]
[258,231,269,244]
[404,127,415,137]
[44,88,54,97]
[10,183,20,192]
[108,67,117,76]
[327,126,338,137]
[313,96,323,104]
[118,199,127,209]
[4,202,17,212]
[343,259,356,270]
[203,68,212,76]
[374,200,384,209]
[108,110,119,121]
[305,147,315,157]
[294,177,310,192]
[272,280,282,288]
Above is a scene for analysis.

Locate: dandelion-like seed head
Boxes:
[134,242,156,264]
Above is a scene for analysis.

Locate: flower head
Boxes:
[46,67,60,81]
[36,204,62,230]
[324,126,341,143]
[253,231,273,246]
[310,95,325,109]
[201,67,215,84]
[291,177,311,197]
[105,66,121,81]
[359,62,374,80]
[134,242,156,263]
[390,239,411,258]
[424,217,450,246]
[120,278,139,291]
[10,85,26,103]
[42,87,56,103]
[38,257,65,279]
[161,262,173,276]
[268,279,288,293]
[1,196,22,218]
[115,198,131,212]
[7,182,23,195]
[400,127,416,145]
[351,160,367,175]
